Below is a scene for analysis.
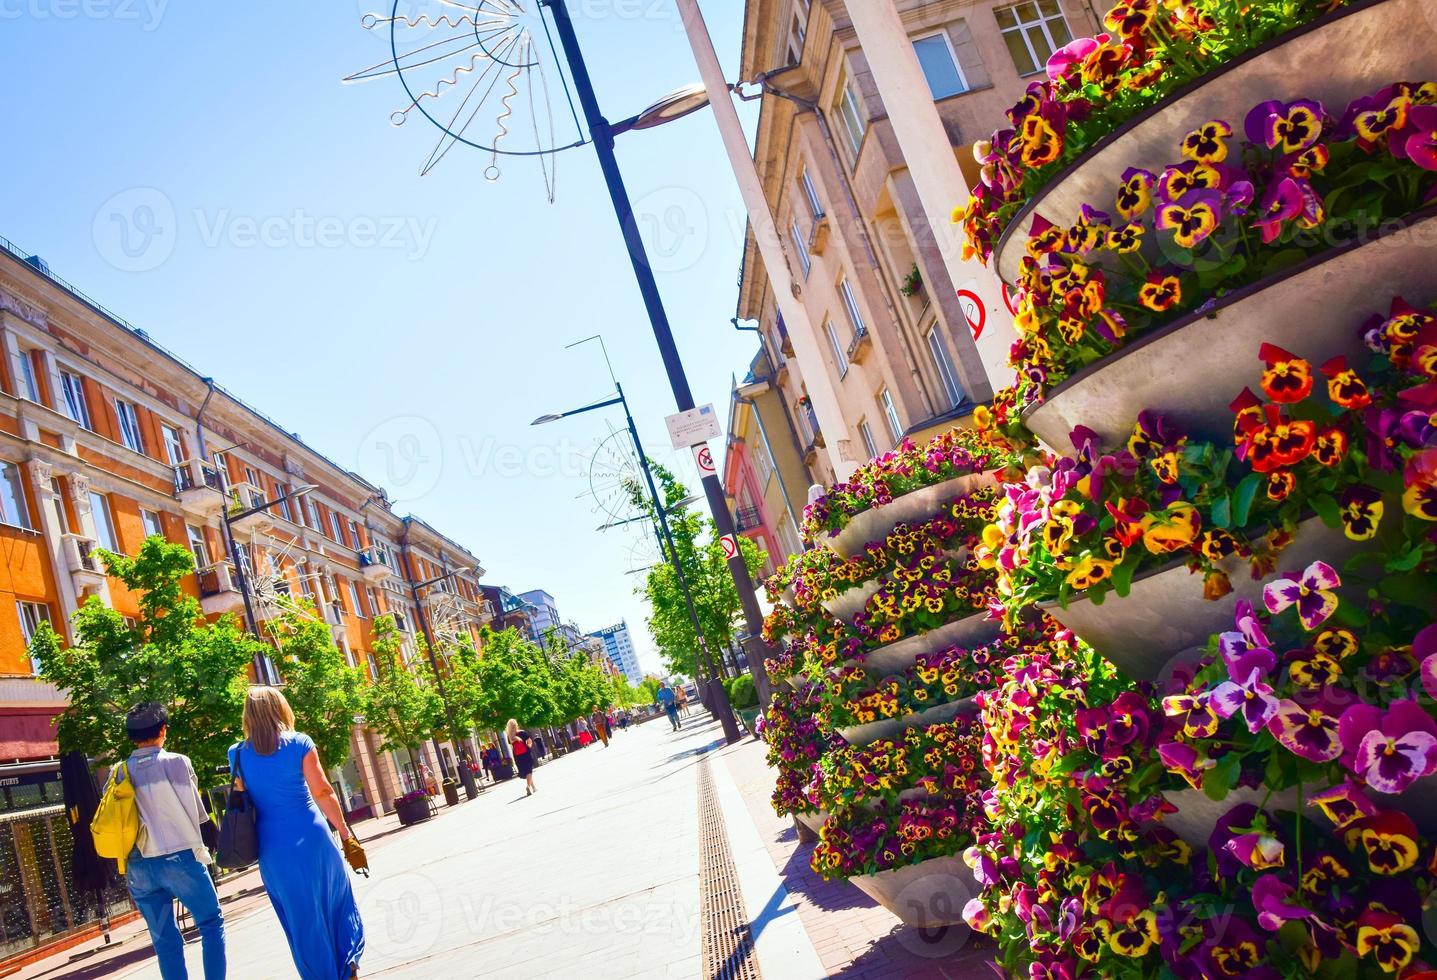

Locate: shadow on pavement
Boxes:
[832,926,997,979]
[29,943,157,980]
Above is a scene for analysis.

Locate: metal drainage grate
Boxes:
[697,756,762,980]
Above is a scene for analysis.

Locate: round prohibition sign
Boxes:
[956,288,986,340]
[719,534,740,560]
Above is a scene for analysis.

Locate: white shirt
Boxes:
[125,746,211,863]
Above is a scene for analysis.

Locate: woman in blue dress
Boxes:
[231,687,365,979]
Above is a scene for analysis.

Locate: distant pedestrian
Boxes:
[675,684,690,718]
[619,712,629,731]
[506,719,537,797]
[120,702,228,980]
[593,712,610,748]
[656,683,681,732]
[230,687,365,980]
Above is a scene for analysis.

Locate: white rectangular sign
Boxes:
[666,404,721,449]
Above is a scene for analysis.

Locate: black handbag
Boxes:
[216,746,259,869]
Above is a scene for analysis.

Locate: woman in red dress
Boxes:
[505,719,536,797]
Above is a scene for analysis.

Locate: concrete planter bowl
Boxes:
[1039,515,1365,681]
[823,472,996,560]
[991,0,1432,284]
[837,698,978,749]
[843,611,1001,681]
[1023,209,1437,451]
[794,809,830,840]
[849,854,977,929]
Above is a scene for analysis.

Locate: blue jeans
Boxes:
[126,850,226,980]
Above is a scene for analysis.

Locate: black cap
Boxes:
[125,702,169,737]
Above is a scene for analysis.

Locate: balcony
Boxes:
[198,561,245,617]
[357,546,393,584]
[734,506,763,533]
[777,313,795,357]
[846,327,872,364]
[807,212,832,256]
[61,533,108,593]
[225,483,272,534]
[173,459,225,520]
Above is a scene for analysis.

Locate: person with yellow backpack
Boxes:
[97,703,227,980]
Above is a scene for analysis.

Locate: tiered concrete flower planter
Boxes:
[795,809,829,839]
[824,472,996,559]
[992,0,1430,284]
[848,854,976,928]
[843,611,1000,680]
[1040,515,1367,681]
[1023,209,1437,450]
[837,698,978,748]
[821,579,883,624]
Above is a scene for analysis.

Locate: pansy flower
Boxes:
[1265,470,1295,501]
[1306,780,1379,829]
[1401,103,1437,170]
[1251,874,1310,932]
[1225,831,1285,870]
[1103,0,1156,36]
[1402,448,1437,520]
[1338,484,1383,541]
[1199,528,1239,561]
[1211,665,1279,733]
[1417,623,1437,700]
[1180,120,1231,164]
[1343,86,1411,146]
[1348,701,1437,794]
[1138,500,1200,554]
[1262,560,1339,630]
[1318,354,1371,409]
[1158,740,1213,789]
[1256,344,1313,403]
[1311,427,1347,467]
[1026,214,1066,258]
[1348,810,1421,875]
[1106,222,1143,253]
[1253,177,1303,243]
[1267,697,1342,762]
[1018,112,1063,167]
[1162,692,1220,739]
[1115,167,1155,219]
[1064,554,1114,589]
[1138,271,1182,312]
[1156,189,1222,248]
[1245,98,1325,154]
[1354,910,1420,972]
[1098,908,1160,958]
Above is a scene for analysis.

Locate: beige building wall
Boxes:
[737,0,1098,463]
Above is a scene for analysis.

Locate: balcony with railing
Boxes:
[61,533,107,593]
[357,546,393,584]
[173,459,226,519]
[734,506,763,533]
[225,483,271,534]
[197,560,245,617]
[798,399,824,462]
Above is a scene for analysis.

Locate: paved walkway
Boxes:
[22,709,992,979]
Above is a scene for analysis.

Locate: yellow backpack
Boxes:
[91,762,139,873]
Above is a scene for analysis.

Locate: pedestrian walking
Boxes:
[674,684,690,718]
[506,719,537,797]
[119,702,227,980]
[592,712,610,748]
[230,688,365,980]
[656,682,681,732]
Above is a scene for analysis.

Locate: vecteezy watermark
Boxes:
[631,185,710,275]
[358,870,446,963]
[93,187,440,271]
[455,894,702,945]
[356,416,445,505]
[1,0,168,30]
[93,188,178,273]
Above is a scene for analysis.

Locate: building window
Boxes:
[161,424,185,467]
[0,462,32,530]
[89,492,119,552]
[16,349,40,402]
[859,420,879,460]
[800,166,824,220]
[349,581,366,618]
[115,398,146,454]
[59,371,91,430]
[751,438,773,490]
[996,0,1073,77]
[927,325,966,409]
[789,220,812,278]
[880,389,903,445]
[17,601,52,674]
[47,479,69,535]
[839,278,867,339]
[835,67,868,159]
[186,524,209,568]
[274,482,294,523]
[349,520,361,547]
[825,319,850,378]
[787,9,806,64]
[913,32,968,100]
[330,511,346,545]
[211,451,230,487]
[141,508,164,539]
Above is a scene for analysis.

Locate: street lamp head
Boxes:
[620,83,712,134]
[292,484,319,497]
[531,414,564,426]
[671,494,702,511]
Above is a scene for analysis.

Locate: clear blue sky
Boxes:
[0,1,762,676]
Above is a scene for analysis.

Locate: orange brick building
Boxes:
[0,241,493,959]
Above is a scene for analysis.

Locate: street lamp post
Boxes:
[534,384,740,742]
[222,484,318,684]
[405,565,481,801]
[541,0,776,712]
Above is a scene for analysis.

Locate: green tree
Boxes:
[30,537,257,781]
[636,676,663,705]
[362,615,444,775]
[462,627,557,735]
[628,467,767,679]
[268,604,366,773]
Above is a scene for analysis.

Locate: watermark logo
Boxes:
[1,0,169,31]
[358,870,446,963]
[632,185,710,274]
[93,187,177,273]
[890,867,975,960]
[357,416,444,504]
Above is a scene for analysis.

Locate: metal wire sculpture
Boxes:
[345,0,585,198]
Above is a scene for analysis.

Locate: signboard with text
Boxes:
[665,405,721,449]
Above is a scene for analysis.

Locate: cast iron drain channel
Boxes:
[697,756,761,980]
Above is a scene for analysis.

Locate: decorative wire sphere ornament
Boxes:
[587,426,645,527]
[344,0,586,198]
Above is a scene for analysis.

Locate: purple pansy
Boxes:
[1267,696,1343,762]
[1262,560,1340,630]
[1211,665,1279,733]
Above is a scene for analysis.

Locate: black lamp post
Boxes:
[534,383,741,742]
[222,483,317,684]
[539,0,776,710]
[405,565,481,801]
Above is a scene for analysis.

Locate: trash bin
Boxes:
[442,779,460,807]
